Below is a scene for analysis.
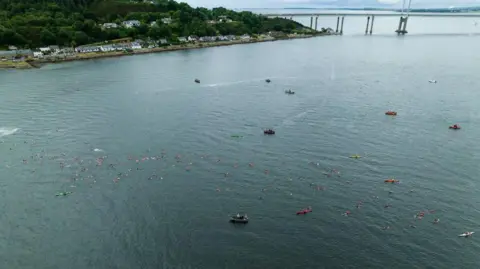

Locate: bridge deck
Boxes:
[263,12,480,18]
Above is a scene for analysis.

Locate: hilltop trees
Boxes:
[0,0,308,48]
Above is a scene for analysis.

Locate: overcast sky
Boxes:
[181,0,480,9]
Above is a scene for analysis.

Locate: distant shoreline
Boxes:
[1,33,331,70]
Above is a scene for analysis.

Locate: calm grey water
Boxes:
[1,23,480,269]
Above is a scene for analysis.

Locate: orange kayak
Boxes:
[384,179,399,183]
[385,111,397,116]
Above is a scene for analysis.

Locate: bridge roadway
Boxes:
[261,11,480,35]
[261,12,480,18]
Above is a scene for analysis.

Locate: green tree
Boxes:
[40,29,56,45]
[73,31,89,45]
[56,28,72,46]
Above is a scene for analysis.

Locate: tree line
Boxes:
[0,0,306,48]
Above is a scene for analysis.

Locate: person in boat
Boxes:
[236,213,240,218]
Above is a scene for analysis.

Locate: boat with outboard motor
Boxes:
[230,213,249,223]
[264,129,275,135]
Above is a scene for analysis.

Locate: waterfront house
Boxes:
[178,37,187,43]
[188,35,198,42]
[161,17,172,24]
[122,20,141,28]
[100,45,116,52]
[240,34,251,40]
[33,51,44,58]
[226,35,236,41]
[8,45,17,50]
[150,21,157,27]
[207,20,216,24]
[113,43,130,51]
[200,36,217,42]
[0,50,30,59]
[49,45,60,54]
[159,39,168,45]
[75,46,100,53]
[131,42,142,50]
[102,23,118,29]
[39,47,51,53]
[59,47,75,55]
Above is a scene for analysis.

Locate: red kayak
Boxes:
[449,124,461,130]
[296,208,312,215]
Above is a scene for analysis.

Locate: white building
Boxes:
[188,36,198,42]
[131,42,142,50]
[161,18,172,24]
[102,23,118,29]
[39,47,51,53]
[33,51,44,58]
[122,20,141,28]
[100,45,116,52]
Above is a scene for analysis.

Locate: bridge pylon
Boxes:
[395,16,409,35]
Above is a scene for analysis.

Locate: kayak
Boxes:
[296,208,312,215]
[350,155,361,159]
[231,135,243,138]
[459,232,474,237]
[384,179,399,183]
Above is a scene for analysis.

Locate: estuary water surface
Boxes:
[1,31,480,268]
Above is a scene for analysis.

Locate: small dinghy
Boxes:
[230,214,249,223]
[265,79,271,83]
[459,231,474,237]
[285,90,295,95]
[385,111,397,116]
[429,80,437,83]
[194,79,200,83]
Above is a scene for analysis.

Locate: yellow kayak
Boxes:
[350,155,361,159]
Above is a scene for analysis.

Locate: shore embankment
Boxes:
[2,33,331,69]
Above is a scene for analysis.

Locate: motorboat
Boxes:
[194,79,200,83]
[264,129,275,135]
[230,214,249,223]
[265,79,271,83]
[285,90,295,95]
[459,231,474,237]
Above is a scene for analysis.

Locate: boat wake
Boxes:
[0,127,19,137]
[202,76,300,88]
